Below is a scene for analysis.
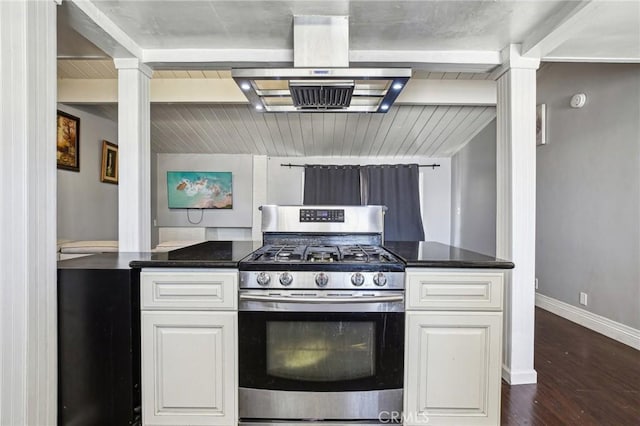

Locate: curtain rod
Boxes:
[280,163,441,169]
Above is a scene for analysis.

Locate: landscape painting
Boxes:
[167,171,232,209]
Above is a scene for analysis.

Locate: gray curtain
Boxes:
[303,165,361,205]
[361,164,425,241]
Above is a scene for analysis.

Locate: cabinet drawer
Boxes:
[406,271,503,311]
[141,269,237,310]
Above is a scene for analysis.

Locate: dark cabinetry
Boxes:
[57,264,141,426]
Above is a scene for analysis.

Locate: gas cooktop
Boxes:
[239,244,405,273]
[253,244,398,263]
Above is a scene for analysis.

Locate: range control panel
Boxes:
[299,208,345,222]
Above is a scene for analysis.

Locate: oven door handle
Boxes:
[239,293,404,304]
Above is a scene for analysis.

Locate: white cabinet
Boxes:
[141,269,238,426]
[404,269,504,426]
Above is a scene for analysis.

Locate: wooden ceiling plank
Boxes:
[392,106,436,157]
[286,114,305,156]
[206,105,248,154]
[350,113,373,157]
[425,106,469,156]
[298,114,313,156]
[151,105,195,153]
[232,104,269,155]
[428,106,484,156]
[331,113,348,157]
[310,114,325,156]
[341,114,358,157]
[261,112,287,157]
[249,106,280,155]
[407,106,451,157]
[166,105,213,153]
[368,106,399,157]
[178,105,223,153]
[219,105,255,154]
[360,114,385,157]
[275,114,297,156]
[380,105,423,157]
[446,107,496,156]
[321,113,337,157]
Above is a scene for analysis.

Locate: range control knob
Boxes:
[373,272,387,287]
[315,272,329,287]
[351,272,365,287]
[256,272,271,287]
[279,272,293,286]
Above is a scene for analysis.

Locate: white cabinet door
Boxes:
[404,312,502,426]
[142,311,237,426]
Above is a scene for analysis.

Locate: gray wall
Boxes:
[57,105,118,241]
[156,153,253,228]
[450,119,496,256]
[537,63,640,329]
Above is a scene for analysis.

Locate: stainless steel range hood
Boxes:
[232,16,411,113]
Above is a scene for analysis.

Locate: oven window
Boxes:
[239,311,404,392]
[266,321,375,382]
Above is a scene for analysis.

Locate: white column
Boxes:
[114,58,152,251]
[495,45,539,385]
[0,0,57,424]
[252,155,268,240]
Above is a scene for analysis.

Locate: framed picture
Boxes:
[536,103,547,146]
[57,110,80,171]
[100,141,118,184]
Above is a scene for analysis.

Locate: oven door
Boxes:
[238,290,404,421]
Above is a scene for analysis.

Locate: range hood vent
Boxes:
[289,80,354,110]
[232,16,411,113]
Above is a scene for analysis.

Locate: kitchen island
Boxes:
[58,240,513,426]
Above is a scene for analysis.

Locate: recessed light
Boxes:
[240,82,251,91]
[392,83,403,90]
[255,104,263,111]
[380,104,389,111]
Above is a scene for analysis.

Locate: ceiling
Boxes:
[57,0,640,156]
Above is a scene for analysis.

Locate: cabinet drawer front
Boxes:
[406,272,503,311]
[141,270,237,310]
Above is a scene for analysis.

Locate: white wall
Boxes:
[267,156,452,244]
[536,63,640,329]
[57,105,118,241]
[451,119,496,255]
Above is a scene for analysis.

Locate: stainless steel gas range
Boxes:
[238,205,405,426]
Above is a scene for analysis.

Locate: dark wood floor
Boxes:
[501,308,640,425]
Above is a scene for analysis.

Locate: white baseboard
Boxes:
[502,365,537,385]
[535,293,640,350]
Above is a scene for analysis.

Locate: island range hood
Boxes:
[232,16,411,113]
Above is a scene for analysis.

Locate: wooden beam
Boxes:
[66,0,140,58]
[397,79,496,105]
[58,77,495,105]
[142,48,501,73]
[521,1,597,59]
[58,78,247,103]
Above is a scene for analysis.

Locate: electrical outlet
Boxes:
[535,278,539,290]
[579,292,588,306]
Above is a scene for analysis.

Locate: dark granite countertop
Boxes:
[57,241,262,270]
[57,241,513,270]
[129,240,262,268]
[383,241,514,269]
